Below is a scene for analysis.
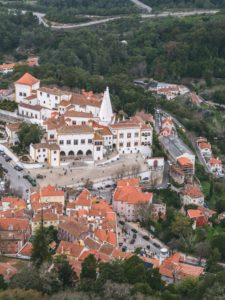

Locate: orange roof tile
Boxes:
[117,178,140,187]
[18,242,32,257]
[95,229,117,246]
[114,186,153,205]
[41,185,65,197]
[1,196,26,210]
[177,156,193,167]
[187,209,204,219]
[15,72,39,86]
[56,241,84,258]
[209,157,222,165]
[198,142,211,150]
[182,185,203,198]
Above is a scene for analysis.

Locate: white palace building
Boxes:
[13,73,153,167]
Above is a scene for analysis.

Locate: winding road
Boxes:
[21,7,219,30]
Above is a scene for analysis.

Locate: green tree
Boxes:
[17,122,44,149]
[54,255,76,288]
[80,254,97,290]
[31,220,51,268]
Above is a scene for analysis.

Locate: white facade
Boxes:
[99,87,114,125]
[110,123,152,156]
[37,88,71,110]
[30,143,60,167]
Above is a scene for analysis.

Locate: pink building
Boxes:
[113,178,153,221]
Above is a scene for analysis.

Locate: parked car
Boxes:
[122,246,127,252]
[5,156,12,162]
[105,184,111,188]
[133,233,137,239]
[36,174,44,179]
[130,239,135,244]
[14,165,23,172]
[146,245,151,250]
[131,228,137,233]
[119,242,123,247]
[142,235,150,241]
[0,150,4,156]
[1,167,8,173]
[119,220,125,226]
[153,242,160,249]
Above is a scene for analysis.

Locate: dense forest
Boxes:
[142,0,225,9]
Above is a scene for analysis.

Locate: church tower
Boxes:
[99,87,114,125]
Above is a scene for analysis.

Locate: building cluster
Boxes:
[0,57,39,74]
[0,177,204,283]
[148,81,189,100]
[7,73,153,166]
[197,137,223,177]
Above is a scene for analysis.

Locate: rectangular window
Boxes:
[88,139,92,144]
[81,139,85,144]
[82,121,86,125]
[43,149,46,152]
[127,133,131,138]
[47,94,50,98]
[55,96,58,100]
[135,132,139,137]
[97,147,101,151]
[119,143,123,147]
[50,134,54,139]
[67,140,71,145]
[119,133,124,138]
[127,142,131,147]
[72,121,76,125]
[60,140,64,145]
[134,142,138,146]
[74,140,78,145]
[19,92,22,96]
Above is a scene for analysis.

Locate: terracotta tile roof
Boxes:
[56,241,84,258]
[78,249,110,263]
[64,110,93,118]
[110,121,140,129]
[111,248,133,260]
[6,122,21,132]
[33,212,59,222]
[59,100,71,107]
[114,186,153,205]
[75,189,92,207]
[95,229,117,246]
[198,142,211,150]
[140,256,160,268]
[209,157,222,165]
[0,63,16,70]
[187,209,204,219]
[0,218,30,232]
[93,132,104,141]
[1,196,26,210]
[83,237,101,250]
[177,156,193,167]
[134,111,154,123]
[19,102,43,111]
[71,93,102,108]
[41,185,65,197]
[182,185,203,198]
[99,243,114,255]
[57,125,93,135]
[162,117,173,124]
[15,72,39,86]
[117,178,140,187]
[68,259,82,277]
[59,220,89,237]
[39,87,71,97]
[17,242,32,257]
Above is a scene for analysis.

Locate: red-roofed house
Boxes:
[15,72,40,103]
[32,185,65,206]
[0,196,26,211]
[181,184,204,207]
[17,242,32,260]
[0,262,17,281]
[0,218,31,254]
[113,178,153,221]
[208,157,223,175]
[159,252,204,283]
[56,241,84,259]
[31,212,60,233]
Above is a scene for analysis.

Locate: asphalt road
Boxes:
[0,155,31,200]
[118,219,168,258]
[20,9,219,30]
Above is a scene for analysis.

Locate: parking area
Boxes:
[28,153,149,188]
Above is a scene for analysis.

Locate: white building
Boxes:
[15,73,40,103]
[208,158,223,175]
[110,121,152,157]
[37,87,71,110]
[181,185,204,207]
[30,143,60,167]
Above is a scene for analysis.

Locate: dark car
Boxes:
[153,242,160,249]
[142,235,150,241]
[130,239,135,244]
[2,167,8,173]
[119,220,125,226]
[14,165,23,172]
[131,228,137,233]
[36,174,44,179]
[105,184,111,188]
[5,156,12,162]
[133,233,137,239]
[119,242,123,247]
[122,246,127,252]
[0,150,4,155]
[147,245,151,250]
